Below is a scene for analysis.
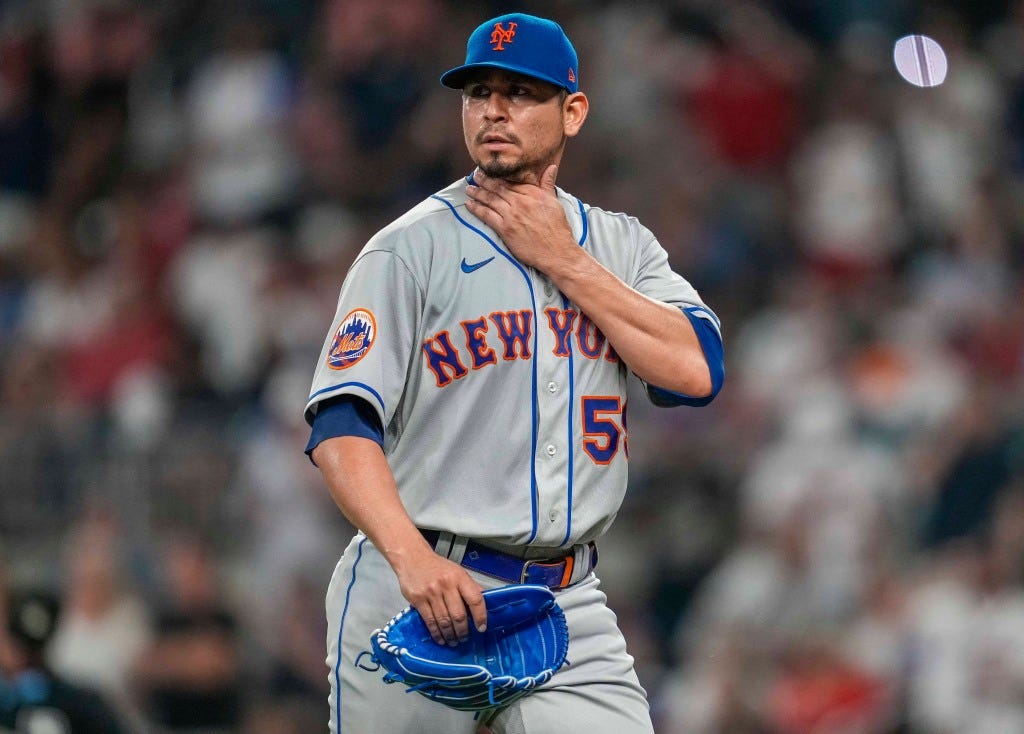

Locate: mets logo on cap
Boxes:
[327,308,376,370]
[490,21,517,51]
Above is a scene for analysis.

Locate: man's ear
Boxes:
[563,92,589,138]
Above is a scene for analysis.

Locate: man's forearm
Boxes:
[464,167,713,397]
[312,436,433,574]
[311,435,489,643]
[545,247,712,396]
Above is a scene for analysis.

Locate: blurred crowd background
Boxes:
[1,0,1023,732]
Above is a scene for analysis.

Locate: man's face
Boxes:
[462,70,568,183]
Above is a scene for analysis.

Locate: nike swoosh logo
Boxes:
[460,256,495,273]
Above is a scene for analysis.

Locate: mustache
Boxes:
[475,129,521,145]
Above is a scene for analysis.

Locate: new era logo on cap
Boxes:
[440,13,579,94]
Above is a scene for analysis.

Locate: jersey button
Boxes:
[548,509,559,522]
[545,444,557,457]
[544,284,554,297]
[547,381,558,394]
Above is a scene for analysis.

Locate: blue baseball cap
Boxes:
[441,13,579,93]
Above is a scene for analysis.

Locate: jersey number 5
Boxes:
[581,396,627,464]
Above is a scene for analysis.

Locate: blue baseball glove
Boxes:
[364,584,569,711]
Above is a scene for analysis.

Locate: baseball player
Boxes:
[305,13,724,734]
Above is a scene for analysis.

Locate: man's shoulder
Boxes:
[365,179,469,254]
[561,191,651,242]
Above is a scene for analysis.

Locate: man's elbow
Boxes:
[645,350,723,408]
[667,344,715,393]
[674,306,725,402]
[677,356,715,398]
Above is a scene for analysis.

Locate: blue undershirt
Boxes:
[646,308,725,407]
[305,395,385,465]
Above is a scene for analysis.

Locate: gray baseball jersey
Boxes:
[305,176,719,548]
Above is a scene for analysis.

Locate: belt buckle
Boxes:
[519,559,537,584]
[519,554,575,588]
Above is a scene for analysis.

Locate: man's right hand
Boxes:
[311,436,488,645]
[393,548,488,645]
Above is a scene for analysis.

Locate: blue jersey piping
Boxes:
[560,197,588,545]
[576,197,589,245]
[309,381,386,416]
[684,304,722,331]
[431,194,541,541]
[335,536,367,733]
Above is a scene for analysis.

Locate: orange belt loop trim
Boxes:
[559,555,575,588]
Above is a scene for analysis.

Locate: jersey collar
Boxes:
[457,171,586,245]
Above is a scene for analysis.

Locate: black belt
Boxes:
[420,529,597,590]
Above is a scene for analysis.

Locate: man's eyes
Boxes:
[466,86,534,98]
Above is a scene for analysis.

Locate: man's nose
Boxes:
[483,93,510,122]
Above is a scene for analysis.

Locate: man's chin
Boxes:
[475,155,527,182]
